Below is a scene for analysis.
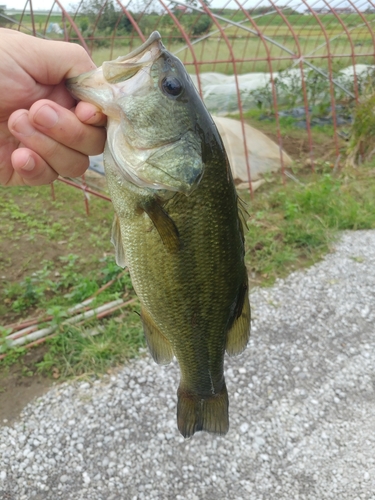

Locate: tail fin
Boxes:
[177,384,229,438]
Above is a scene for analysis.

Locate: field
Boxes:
[84,18,375,75]
[7,9,375,74]
[88,36,375,75]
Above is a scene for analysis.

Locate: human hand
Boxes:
[0,29,107,186]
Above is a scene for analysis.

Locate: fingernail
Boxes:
[33,105,59,128]
[11,113,36,136]
[21,156,35,172]
[80,110,98,123]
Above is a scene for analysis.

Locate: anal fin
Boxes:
[141,307,174,365]
[226,281,251,356]
[142,199,181,253]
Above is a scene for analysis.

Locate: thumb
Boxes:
[75,101,108,127]
[2,29,96,84]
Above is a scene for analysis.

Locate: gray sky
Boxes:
[7,0,298,12]
[6,0,339,16]
[8,0,70,10]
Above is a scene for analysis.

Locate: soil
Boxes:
[0,181,113,426]
[252,124,343,165]
[0,345,54,426]
[1,233,67,283]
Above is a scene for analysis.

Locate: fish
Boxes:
[67,31,250,438]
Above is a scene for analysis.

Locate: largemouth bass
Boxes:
[67,32,250,438]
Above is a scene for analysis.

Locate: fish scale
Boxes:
[67,31,250,438]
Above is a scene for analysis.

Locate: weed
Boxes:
[2,156,375,382]
[0,346,27,364]
[347,93,375,166]
[37,313,144,378]
[2,254,132,316]
[244,166,375,285]
[350,256,365,263]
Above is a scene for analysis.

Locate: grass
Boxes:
[88,34,375,75]
[35,312,145,379]
[2,158,375,380]
[243,161,375,286]
[0,181,144,379]
[2,253,131,314]
[1,310,145,380]
[11,11,375,74]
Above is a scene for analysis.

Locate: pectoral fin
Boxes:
[226,281,251,356]
[141,307,174,365]
[142,200,181,253]
[111,214,127,268]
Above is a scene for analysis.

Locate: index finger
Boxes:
[13,101,106,157]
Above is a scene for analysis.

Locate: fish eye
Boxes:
[161,76,183,97]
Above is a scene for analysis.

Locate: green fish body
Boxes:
[67,32,250,437]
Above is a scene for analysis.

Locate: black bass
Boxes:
[67,32,250,438]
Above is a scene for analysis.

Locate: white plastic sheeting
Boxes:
[86,117,292,192]
[190,64,375,115]
[213,116,292,190]
[191,71,273,114]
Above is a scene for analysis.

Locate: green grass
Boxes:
[2,253,132,314]
[0,181,144,378]
[11,11,375,75]
[89,34,375,75]
[2,160,375,379]
[36,312,145,378]
[243,162,375,286]
[0,260,144,378]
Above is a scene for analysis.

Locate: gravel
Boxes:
[1,229,375,500]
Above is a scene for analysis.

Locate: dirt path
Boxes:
[0,347,53,425]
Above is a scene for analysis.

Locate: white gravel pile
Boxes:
[1,230,375,500]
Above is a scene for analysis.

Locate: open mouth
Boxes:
[66,31,163,112]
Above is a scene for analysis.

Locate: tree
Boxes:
[0,7,15,27]
[80,0,132,33]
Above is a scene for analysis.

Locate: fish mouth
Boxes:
[66,32,205,195]
[104,31,162,71]
[66,31,163,114]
